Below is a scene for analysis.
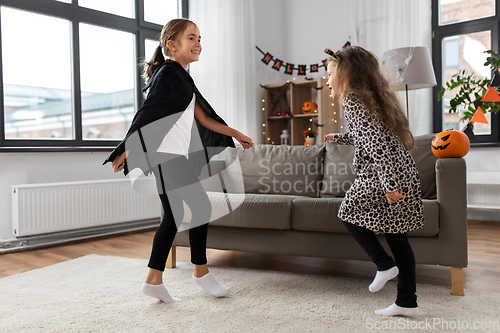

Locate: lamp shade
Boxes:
[382,46,437,91]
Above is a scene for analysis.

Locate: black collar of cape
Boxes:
[103,59,235,176]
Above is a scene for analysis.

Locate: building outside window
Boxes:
[0,0,183,149]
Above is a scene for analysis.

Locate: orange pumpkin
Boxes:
[431,130,470,158]
[302,101,317,114]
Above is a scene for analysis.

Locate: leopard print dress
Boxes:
[333,92,424,234]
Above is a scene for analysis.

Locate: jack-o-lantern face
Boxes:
[302,101,317,114]
[431,130,470,158]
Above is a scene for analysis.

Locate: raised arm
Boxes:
[324,132,353,145]
[194,100,254,150]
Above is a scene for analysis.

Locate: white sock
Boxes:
[369,266,399,292]
[141,283,181,303]
[193,272,229,297]
[375,303,418,317]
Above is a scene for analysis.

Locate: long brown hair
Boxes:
[328,46,414,150]
[142,18,196,83]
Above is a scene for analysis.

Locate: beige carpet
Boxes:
[0,255,499,332]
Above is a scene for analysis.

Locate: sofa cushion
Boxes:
[411,134,438,199]
[291,197,439,237]
[224,144,325,198]
[208,193,300,230]
[291,197,346,233]
[320,143,356,198]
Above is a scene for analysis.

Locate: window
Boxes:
[441,31,492,134]
[0,0,183,150]
[2,7,72,140]
[144,0,178,25]
[432,0,500,145]
[439,0,495,25]
[79,24,136,140]
[78,0,135,19]
[145,39,161,63]
[443,36,459,68]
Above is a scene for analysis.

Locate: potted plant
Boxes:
[303,128,316,146]
[438,50,500,127]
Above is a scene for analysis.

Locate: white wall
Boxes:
[0,152,121,240]
[253,0,351,86]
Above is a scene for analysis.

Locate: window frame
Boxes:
[432,0,500,146]
[0,0,188,152]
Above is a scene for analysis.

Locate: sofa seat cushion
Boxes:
[291,198,440,237]
[207,192,300,230]
[291,197,346,233]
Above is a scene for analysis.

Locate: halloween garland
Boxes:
[462,75,500,143]
[256,42,350,76]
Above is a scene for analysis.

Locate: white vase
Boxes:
[305,137,315,145]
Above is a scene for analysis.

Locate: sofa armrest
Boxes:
[436,158,468,268]
[199,160,227,192]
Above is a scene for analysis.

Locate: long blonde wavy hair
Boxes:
[328,46,414,150]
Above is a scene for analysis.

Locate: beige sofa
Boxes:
[169,134,468,296]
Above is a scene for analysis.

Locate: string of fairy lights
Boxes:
[260,76,343,145]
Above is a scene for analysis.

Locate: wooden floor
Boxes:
[1,220,499,293]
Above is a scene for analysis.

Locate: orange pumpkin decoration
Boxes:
[431,130,470,158]
[302,101,317,114]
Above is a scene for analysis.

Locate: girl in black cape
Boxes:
[104,19,254,303]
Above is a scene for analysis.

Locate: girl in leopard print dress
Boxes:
[324,46,424,317]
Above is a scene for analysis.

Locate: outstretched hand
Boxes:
[386,190,405,203]
[234,132,254,151]
[111,151,129,173]
[324,133,338,145]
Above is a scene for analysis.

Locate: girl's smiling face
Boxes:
[167,23,202,68]
[326,62,338,99]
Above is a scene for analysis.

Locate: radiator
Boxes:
[467,172,500,209]
[468,183,500,209]
[12,178,161,237]
[467,172,500,222]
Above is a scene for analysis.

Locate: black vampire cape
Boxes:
[103,60,235,177]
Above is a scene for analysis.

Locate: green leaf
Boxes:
[439,50,500,115]
[438,87,445,100]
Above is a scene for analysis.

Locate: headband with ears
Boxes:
[324,48,340,62]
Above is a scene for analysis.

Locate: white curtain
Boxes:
[349,0,433,135]
[188,0,258,144]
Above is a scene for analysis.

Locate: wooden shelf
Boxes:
[294,113,318,118]
[268,116,293,120]
[267,114,317,120]
[262,78,344,145]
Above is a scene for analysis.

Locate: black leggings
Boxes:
[148,154,212,271]
[342,221,417,308]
